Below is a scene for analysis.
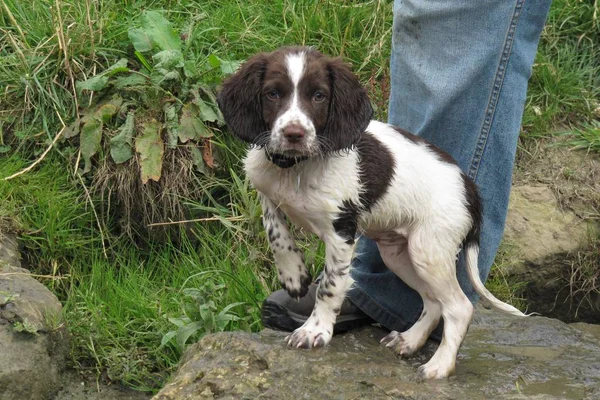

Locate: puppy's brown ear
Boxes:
[217,54,268,144]
[324,58,373,151]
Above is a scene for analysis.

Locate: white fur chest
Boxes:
[244,148,361,238]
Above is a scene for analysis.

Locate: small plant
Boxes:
[162,281,249,349]
[66,11,242,239]
[13,318,39,335]
[0,291,18,307]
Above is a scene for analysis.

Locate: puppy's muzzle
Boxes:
[283,124,306,144]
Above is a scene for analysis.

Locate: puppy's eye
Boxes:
[266,89,280,100]
[313,91,326,102]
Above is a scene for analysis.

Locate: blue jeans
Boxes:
[347,0,552,334]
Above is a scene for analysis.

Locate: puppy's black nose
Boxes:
[283,124,305,143]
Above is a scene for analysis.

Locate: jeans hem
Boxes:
[347,283,421,333]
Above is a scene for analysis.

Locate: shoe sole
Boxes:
[262,300,373,334]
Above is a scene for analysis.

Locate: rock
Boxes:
[154,308,600,400]
[0,233,69,400]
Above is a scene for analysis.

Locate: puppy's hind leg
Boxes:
[378,243,441,357]
[408,232,474,379]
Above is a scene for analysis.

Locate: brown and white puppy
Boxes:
[217,46,525,379]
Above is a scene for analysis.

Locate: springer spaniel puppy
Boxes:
[217,46,525,379]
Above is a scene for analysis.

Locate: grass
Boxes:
[522,0,600,140]
[0,0,599,393]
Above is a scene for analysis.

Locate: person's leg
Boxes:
[347,0,552,334]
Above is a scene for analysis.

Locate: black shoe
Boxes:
[261,282,374,333]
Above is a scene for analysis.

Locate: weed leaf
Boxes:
[114,73,147,89]
[64,119,81,139]
[77,59,129,93]
[175,321,203,348]
[104,59,129,76]
[195,98,218,122]
[160,331,177,348]
[80,119,103,173]
[110,112,135,164]
[207,54,240,75]
[153,49,184,70]
[151,69,181,87]
[77,75,109,92]
[95,104,119,123]
[141,11,181,52]
[183,60,197,78]
[179,103,211,142]
[219,60,242,75]
[128,28,153,52]
[135,120,164,183]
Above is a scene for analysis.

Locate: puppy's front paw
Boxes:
[279,267,312,299]
[285,320,332,349]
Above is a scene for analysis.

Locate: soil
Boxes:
[514,135,600,221]
[54,372,151,400]
[511,135,600,323]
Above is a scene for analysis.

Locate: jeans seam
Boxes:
[468,0,525,181]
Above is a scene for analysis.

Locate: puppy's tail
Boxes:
[465,241,528,317]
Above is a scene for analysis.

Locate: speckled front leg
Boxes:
[260,193,312,299]
[286,231,355,348]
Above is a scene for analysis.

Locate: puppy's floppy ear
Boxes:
[217,53,268,143]
[324,58,373,151]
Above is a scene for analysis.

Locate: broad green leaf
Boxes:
[63,119,81,138]
[207,55,240,75]
[163,104,179,149]
[114,73,147,89]
[168,317,189,328]
[135,120,164,183]
[194,98,218,122]
[179,103,211,142]
[150,68,181,87]
[110,112,135,164]
[141,11,181,52]
[207,54,220,68]
[153,49,184,70]
[219,59,242,75]
[76,59,128,92]
[128,28,153,52]
[160,331,177,347]
[183,60,197,78]
[197,85,225,125]
[175,321,204,348]
[0,145,10,153]
[95,104,118,123]
[104,58,129,77]
[80,119,102,173]
[77,75,109,92]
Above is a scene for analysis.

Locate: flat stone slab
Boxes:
[155,308,600,399]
